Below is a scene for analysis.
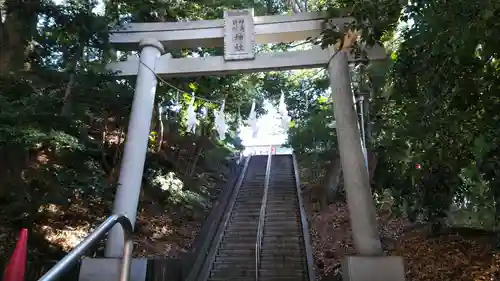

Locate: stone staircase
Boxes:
[204,154,310,281]
[259,155,308,281]
[208,155,267,281]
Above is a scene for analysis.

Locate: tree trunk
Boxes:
[154,103,165,153]
[61,41,85,116]
[61,72,77,115]
[491,179,500,230]
[189,146,202,177]
[323,156,342,205]
[189,130,209,176]
[0,0,41,73]
[368,151,378,184]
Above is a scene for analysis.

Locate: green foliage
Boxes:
[0,0,306,234]
[277,0,500,230]
[369,0,500,227]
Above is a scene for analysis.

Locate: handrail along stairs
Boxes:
[193,155,252,281]
[255,146,273,281]
[184,156,250,281]
[292,153,316,281]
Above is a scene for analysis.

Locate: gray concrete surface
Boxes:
[79,258,147,281]
[342,256,406,281]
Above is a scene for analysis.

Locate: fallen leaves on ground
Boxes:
[306,201,407,278]
[391,235,500,281]
[0,189,214,263]
[306,200,500,281]
[133,203,202,258]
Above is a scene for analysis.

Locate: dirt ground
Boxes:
[306,201,500,281]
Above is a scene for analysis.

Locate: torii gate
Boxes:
[100,9,405,281]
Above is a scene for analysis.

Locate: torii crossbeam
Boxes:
[107,12,385,77]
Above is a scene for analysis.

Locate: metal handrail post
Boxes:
[255,145,273,281]
[38,214,133,281]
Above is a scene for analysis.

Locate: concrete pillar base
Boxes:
[342,256,406,281]
[79,258,147,281]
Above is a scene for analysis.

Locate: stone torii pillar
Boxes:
[105,38,165,258]
[328,48,406,280]
[328,49,382,255]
